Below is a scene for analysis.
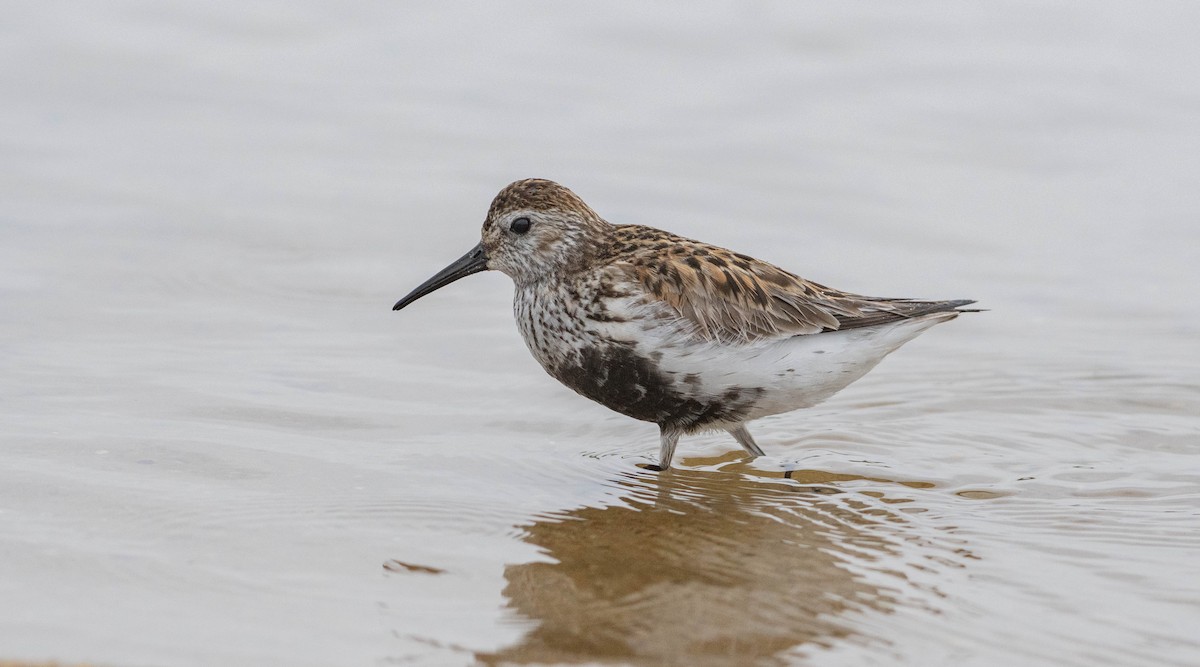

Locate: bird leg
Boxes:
[651,427,681,471]
[729,424,765,457]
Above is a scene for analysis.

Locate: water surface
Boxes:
[2,2,1198,666]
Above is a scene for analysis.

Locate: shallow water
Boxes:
[2,2,1199,666]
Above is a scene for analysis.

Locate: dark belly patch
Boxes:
[550,343,761,432]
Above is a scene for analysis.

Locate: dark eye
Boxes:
[509,217,531,234]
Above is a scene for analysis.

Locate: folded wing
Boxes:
[610,225,975,343]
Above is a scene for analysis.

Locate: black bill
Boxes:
[393,242,489,311]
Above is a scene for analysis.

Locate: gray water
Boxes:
[2,2,1199,666]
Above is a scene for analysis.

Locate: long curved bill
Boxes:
[393,242,489,311]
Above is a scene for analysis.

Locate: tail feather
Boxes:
[835,298,980,331]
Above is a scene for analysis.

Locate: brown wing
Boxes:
[608,225,974,342]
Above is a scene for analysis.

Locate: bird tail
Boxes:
[835,298,982,330]
[911,299,982,315]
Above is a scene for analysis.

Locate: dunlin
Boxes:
[395,179,976,470]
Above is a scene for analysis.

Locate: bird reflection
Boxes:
[479,458,929,665]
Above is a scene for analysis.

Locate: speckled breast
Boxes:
[514,282,760,431]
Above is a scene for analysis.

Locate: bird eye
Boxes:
[509,217,531,234]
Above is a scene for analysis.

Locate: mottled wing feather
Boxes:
[608,225,973,343]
